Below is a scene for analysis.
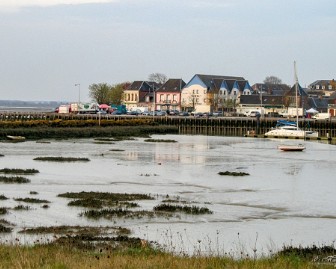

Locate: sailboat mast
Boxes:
[294,61,299,130]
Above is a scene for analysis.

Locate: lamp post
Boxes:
[152,84,155,120]
[75,83,80,112]
[260,84,263,118]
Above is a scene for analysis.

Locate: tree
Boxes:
[109,83,128,105]
[263,76,282,85]
[148,73,168,84]
[89,83,111,104]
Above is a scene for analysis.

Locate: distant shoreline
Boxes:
[0,106,55,113]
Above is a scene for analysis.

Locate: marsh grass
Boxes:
[0,125,178,140]
[0,207,7,215]
[13,205,31,210]
[0,168,39,174]
[0,176,30,183]
[0,154,4,157]
[58,191,154,202]
[19,225,131,236]
[144,139,177,143]
[0,224,12,233]
[94,141,115,145]
[109,149,125,152]
[0,195,8,200]
[29,191,38,195]
[154,204,213,214]
[0,219,12,225]
[218,171,250,176]
[33,156,90,162]
[14,197,50,203]
[80,209,158,219]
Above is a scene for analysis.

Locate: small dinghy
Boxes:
[278,144,305,152]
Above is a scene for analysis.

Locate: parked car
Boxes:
[111,110,122,115]
[179,112,189,116]
[250,111,261,117]
[267,112,282,118]
[126,110,139,116]
[169,110,180,115]
[156,110,167,116]
[212,111,223,117]
[245,110,261,117]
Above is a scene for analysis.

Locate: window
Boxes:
[316,85,320,90]
[328,85,332,90]
[196,90,199,94]
[322,85,325,90]
[173,94,177,101]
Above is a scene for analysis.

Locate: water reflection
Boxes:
[285,163,303,176]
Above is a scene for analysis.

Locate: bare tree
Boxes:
[264,76,282,85]
[148,73,168,84]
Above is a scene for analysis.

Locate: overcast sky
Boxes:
[1,0,335,102]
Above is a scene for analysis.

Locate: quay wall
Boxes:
[0,112,335,138]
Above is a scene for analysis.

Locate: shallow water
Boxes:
[1,135,335,255]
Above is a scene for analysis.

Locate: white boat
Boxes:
[265,62,318,139]
[265,124,318,138]
[6,135,26,141]
[278,144,305,151]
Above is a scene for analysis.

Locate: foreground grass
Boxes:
[0,243,332,269]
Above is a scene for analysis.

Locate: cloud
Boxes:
[0,0,118,11]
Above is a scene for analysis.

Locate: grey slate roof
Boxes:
[156,79,186,93]
[196,74,245,88]
[240,95,284,106]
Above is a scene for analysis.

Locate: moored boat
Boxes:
[264,62,318,139]
[278,144,305,151]
[6,135,26,141]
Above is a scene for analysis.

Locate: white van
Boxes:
[245,110,261,117]
[312,113,330,120]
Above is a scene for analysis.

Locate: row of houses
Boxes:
[122,74,336,114]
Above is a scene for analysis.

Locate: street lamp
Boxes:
[75,83,80,112]
[260,84,263,118]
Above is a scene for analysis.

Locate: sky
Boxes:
[0,0,335,102]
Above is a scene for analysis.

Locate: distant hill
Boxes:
[0,100,65,112]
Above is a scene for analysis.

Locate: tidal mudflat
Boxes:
[0,135,335,256]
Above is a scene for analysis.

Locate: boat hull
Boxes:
[6,135,26,141]
[265,128,318,138]
[278,144,305,151]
